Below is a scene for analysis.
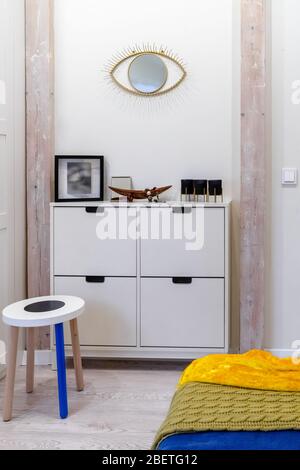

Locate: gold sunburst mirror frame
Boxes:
[105,44,187,97]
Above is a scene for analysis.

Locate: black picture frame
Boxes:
[55,155,104,203]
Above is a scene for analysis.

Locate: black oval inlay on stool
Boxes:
[24,301,65,313]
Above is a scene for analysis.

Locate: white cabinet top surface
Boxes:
[51,201,231,208]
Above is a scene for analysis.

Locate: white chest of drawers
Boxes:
[50,202,230,359]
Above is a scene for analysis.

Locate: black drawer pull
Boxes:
[85,207,104,214]
[172,277,193,285]
[86,276,105,283]
[172,207,192,215]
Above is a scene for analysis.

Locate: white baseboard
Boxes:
[22,350,52,366]
[19,348,295,364]
[265,349,295,358]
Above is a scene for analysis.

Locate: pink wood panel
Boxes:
[26,0,54,349]
[240,0,266,351]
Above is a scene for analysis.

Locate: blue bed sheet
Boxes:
[157,431,300,451]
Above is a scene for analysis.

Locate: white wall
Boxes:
[266,0,300,353]
[54,0,241,349]
[55,0,239,200]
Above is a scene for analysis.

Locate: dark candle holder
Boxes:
[194,180,208,202]
[181,180,194,202]
[208,180,223,203]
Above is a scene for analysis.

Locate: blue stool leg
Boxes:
[55,323,68,419]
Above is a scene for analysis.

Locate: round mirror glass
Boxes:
[128,53,168,94]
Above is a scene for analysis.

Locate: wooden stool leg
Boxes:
[3,327,19,422]
[55,323,68,419]
[70,318,84,392]
[26,328,35,393]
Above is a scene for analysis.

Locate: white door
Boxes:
[54,207,137,276]
[141,278,225,348]
[55,277,137,347]
[0,0,26,372]
[0,0,12,371]
[140,207,225,277]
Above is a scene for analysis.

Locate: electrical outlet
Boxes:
[282,168,298,186]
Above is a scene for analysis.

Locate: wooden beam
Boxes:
[26,0,54,349]
[240,0,267,351]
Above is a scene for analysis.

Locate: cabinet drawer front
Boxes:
[55,276,137,347]
[54,207,137,276]
[140,208,225,277]
[141,278,224,348]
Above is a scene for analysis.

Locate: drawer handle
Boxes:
[86,276,105,283]
[85,207,105,214]
[172,277,193,285]
[172,207,192,215]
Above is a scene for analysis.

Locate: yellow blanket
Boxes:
[179,350,300,392]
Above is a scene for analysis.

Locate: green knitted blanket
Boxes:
[153,382,300,449]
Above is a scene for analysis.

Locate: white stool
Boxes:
[2,296,85,421]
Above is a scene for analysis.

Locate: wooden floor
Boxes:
[0,360,185,450]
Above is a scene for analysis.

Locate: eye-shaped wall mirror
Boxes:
[106,45,187,97]
[128,53,168,94]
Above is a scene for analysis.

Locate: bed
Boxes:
[157,431,300,451]
[153,351,300,451]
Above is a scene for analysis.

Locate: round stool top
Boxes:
[2,296,85,327]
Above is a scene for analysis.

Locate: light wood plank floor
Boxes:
[0,361,186,450]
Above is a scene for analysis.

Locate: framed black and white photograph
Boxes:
[55,156,104,202]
